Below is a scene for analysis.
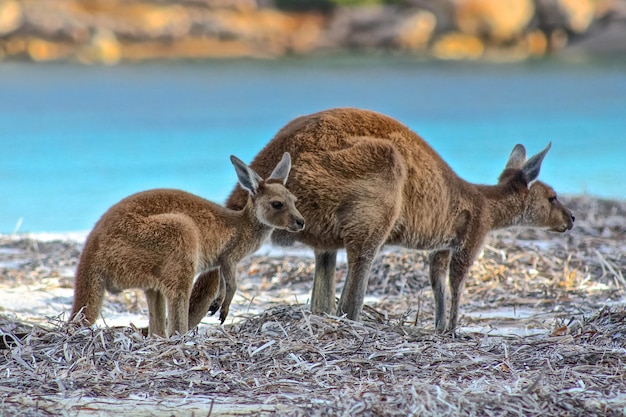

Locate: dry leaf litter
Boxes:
[0,196,624,416]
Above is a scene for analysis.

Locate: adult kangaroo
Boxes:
[189,108,574,333]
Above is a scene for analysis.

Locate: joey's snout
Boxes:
[289,215,305,232]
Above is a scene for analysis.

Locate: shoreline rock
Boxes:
[0,0,625,64]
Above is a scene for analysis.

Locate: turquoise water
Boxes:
[1,57,625,233]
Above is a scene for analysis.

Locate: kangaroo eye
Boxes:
[548,196,557,203]
[271,201,284,209]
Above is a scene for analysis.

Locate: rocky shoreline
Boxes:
[1,0,625,64]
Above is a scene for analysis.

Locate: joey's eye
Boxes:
[548,196,557,203]
[271,201,284,209]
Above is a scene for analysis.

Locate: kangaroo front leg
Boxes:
[310,250,337,315]
[145,289,166,337]
[218,263,237,324]
[447,249,475,332]
[429,250,451,333]
[337,245,380,321]
[188,269,221,329]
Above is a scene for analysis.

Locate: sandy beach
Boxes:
[1,195,625,416]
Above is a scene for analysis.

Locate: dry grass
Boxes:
[1,196,625,416]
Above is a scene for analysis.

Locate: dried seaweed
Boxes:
[1,196,625,416]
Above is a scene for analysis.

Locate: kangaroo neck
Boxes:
[240,196,274,239]
[474,183,526,230]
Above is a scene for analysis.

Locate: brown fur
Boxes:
[189,108,575,333]
[70,153,304,337]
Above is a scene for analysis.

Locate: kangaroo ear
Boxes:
[231,155,263,195]
[521,142,551,186]
[267,152,292,185]
[505,144,527,170]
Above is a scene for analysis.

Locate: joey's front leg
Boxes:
[188,269,221,329]
[218,263,237,324]
[207,272,226,316]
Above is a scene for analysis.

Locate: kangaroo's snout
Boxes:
[552,211,575,233]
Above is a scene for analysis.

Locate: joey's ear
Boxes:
[505,144,527,170]
[231,155,263,195]
[521,142,551,186]
[267,152,292,185]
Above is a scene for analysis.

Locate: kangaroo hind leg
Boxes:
[145,288,166,337]
[310,250,338,315]
[331,138,407,321]
[70,249,107,326]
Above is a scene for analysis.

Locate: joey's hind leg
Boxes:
[144,213,199,336]
[188,269,222,329]
[162,260,195,336]
[145,288,166,337]
[310,250,338,315]
[428,250,451,333]
[163,257,195,336]
[166,292,190,336]
[70,262,105,326]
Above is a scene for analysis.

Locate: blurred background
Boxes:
[1,0,625,233]
[2,0,626,61]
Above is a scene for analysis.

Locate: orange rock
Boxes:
[525,30,548,56]
[4,36,27,56]
[76,29,121,65]
[396,10,437,50]
[432,32,484,60]
[27,38,74,62]
[287,14,325,53]
[204,9,323,56]
[454,0,535,42]
[558,0,595,33]
[0,0,22,36]
[120,37,260,60]
[141,5,191,38]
